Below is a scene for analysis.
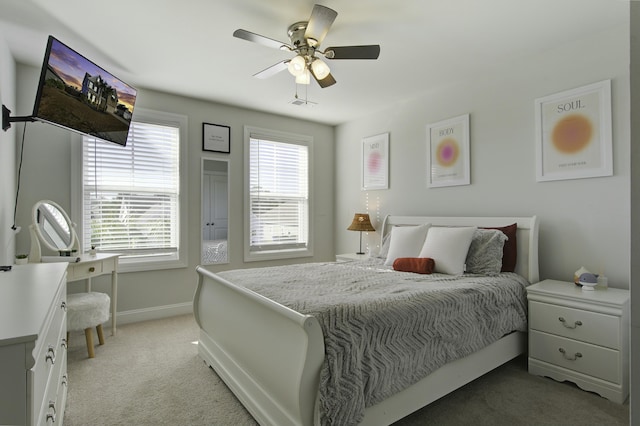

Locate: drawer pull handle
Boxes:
[61,338,68,349]
[62,374,68,386]
[559,347,582,361]
[558,317,582,329]
[46,400,56,423]
[61,300,67,311]
[89,266,96,272]
[45,345,56,365]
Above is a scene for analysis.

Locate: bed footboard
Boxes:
[194,266,324,426]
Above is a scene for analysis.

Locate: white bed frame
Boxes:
[193,215,539,426]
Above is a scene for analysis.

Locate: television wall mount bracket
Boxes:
[2,104,35,131]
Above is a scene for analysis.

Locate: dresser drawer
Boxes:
[31,286,67,423]
[37,348,67,426]
[529,330,620,384]
[68,260,103,281]
[529,301,620,349]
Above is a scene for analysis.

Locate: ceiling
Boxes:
[0,0,628,126]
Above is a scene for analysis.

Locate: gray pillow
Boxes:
[465,229,507,275]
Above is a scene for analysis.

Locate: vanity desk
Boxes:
[29,200,121,335]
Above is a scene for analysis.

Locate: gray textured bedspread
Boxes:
[218,258,529,426]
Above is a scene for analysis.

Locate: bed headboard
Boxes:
[380,215,539,283]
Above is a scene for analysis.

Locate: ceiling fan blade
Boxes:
[253,60,289,79]
[312,71,336,88]
[324,45,381,60]
[304,4,337,46]
[233,29,291,50]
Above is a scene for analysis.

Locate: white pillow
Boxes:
[418,226,477,275]
[384,224,431,266]
[376,229,392,259]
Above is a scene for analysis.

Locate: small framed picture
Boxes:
[426,114,470,188]
[535,80,612,182]
[361,132,389,190]
[203,123,231,153]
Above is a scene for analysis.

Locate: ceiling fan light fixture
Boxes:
[287,55,306,76]
[311,58,330,80]
[295,68,311,85]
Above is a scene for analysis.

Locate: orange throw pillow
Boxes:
[393,257,435,274]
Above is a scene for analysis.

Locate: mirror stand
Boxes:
[29,222,80,263]
[29,200,81,263]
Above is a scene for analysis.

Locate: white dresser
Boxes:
[527,279,629,403]
[0,263,68,425]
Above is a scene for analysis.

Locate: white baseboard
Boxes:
[111,302,193,326]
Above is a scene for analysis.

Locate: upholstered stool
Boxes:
[66,292,110,358]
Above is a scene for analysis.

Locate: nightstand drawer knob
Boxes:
[558,317,582,329]
[89,266,96,273]
[559,347,582,361]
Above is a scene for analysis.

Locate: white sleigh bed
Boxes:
[193,215,539,425]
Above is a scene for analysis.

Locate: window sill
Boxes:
[117,257,188,273]
[244,248,313,263]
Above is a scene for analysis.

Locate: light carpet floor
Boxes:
[64,314,629,425]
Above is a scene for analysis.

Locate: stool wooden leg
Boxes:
[97,324,105,345]
[84,328,95,358]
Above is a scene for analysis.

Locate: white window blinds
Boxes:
[249,136,309,253]
[82,121,180,257]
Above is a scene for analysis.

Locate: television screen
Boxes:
[32,36,137,146]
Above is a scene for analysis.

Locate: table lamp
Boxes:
[347,213,375,255]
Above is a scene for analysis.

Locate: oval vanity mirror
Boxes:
[29,199,80,262]
[201,158,229,264]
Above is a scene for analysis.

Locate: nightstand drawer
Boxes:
[530,330,620,384]
[529,301,620,349]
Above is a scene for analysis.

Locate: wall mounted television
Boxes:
[30,35,138,146]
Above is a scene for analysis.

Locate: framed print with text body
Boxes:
[535,80,612,182]
[426,114,470,188]
[203,122,231,153]
[361,133,389,190]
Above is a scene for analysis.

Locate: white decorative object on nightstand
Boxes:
[527,279,629,403]
[335,253,368,262]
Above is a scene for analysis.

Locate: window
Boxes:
[244,126,313,261]
[73,109,188,272]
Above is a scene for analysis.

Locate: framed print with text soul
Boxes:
[535,79,612,182]
[361,133,389,190]
[426,114,470,188]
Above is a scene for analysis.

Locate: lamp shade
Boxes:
[295,68,311,85]
[347,213,375,232]
[287,55,306,76]
[311,58,330,80]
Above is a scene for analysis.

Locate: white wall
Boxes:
[0,34,16,266]
[629,2,639,422]
[11,63,335,319]
[335,25,630,289]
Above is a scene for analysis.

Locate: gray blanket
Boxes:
[218,259,529,425]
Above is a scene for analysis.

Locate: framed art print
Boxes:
[535,79,612,182]
[203,122,231,153]
[426,114,470,188]
[361,132,389,190]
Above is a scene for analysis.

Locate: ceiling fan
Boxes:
[233,4,380,88]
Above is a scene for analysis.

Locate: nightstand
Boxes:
[527,279,629,403]
[335,253,369,262]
